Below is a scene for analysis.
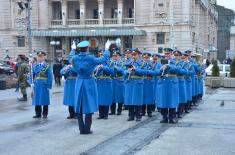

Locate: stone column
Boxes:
[79,0,86,25]
[182,0,190,23]
[61,0,67,26]
[117,0,123,24]
[39,0,49,28]
[98,0,104,25]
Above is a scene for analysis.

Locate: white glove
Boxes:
[105,39,112,50]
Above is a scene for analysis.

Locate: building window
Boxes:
[129,8,134,18]
[93,9,98,19]
[76,10,80,19]
[156,33,165,44]
[17,36,25,47]
[111,8,118,19]
[52,2,62,20]
[158,3,164,7]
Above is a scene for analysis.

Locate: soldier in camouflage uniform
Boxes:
[17,55,29,101]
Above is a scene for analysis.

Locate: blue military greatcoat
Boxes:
[143,60,155,105]
[124,58,145,106]
[111,58,125,103]
[32,62,53,106]
[60,66,77,107]
[176,60,188,104]
[96,60,114,106]
[154,59,180,108]
[72,50,110,114]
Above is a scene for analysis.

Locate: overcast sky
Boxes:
[217,0,235,11]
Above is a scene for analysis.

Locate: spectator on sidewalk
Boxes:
[53,59,62,86]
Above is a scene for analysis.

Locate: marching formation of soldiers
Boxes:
[28,40,205,135]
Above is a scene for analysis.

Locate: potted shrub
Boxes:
[224,58,235,88]
[210,60,223,88]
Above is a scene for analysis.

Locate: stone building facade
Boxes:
[0,0,218,61]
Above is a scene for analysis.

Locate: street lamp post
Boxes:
[27,0,32,57]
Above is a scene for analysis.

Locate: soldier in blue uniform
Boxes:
[95,49,114,119]
[110,50,125,115]
[152,54,162,112]
[195,54,205,100]
[124,49,146,121]
[173,50,188,118]
[154,48,180,123]
[72,41,110,134]
[31,50,53,118]
[60,50,77,119]
[141,52,155,117]
[184,50,196,112]
[186,50,198,106]
[122,48,133,110]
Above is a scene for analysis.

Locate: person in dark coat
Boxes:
[53,59,62,86]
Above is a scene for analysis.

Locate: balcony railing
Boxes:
[49,18,134,27]
[103,19,118,25]
[85,19,99,25]
[51,20,62,26]
[122,18,134,24]
[66,19,81,26]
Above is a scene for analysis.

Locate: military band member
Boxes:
[142,52,155,117]
[124,49,145,121]
[152,54,162,112]
[122,48,133,111]
[184,50,195,112]
[185,50,197,106]
[195,54,205,100]
[31,51,53,118]
[154,48,180,123]
[96,50,114,120]
[60,50,77,119]
[72,41,110,134]
[173,50,188,118]
[110,49,125,115]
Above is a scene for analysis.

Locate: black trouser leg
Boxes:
[142,104,146,115]
[161,108,168,120]
[169,108,176,121]
[35,106,42,116]
[98,106,104,118]
[177,104,183,117]
[58,76,61,86]
[135,106,142,119]
[54,75,57,85]
[128,106,135,119]
[117,103,123,114]
[104,106,109,118]
[110,103,116,114]
[84,114,92,133]
[78,112,84,133]
[147,105,154,115]
[43,105,48,117]
[78,100,85,133]
[152,104,156,112]
[68,106,75,117]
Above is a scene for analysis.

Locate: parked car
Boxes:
[206,64,230,77]
[0,60,17,72]
[0,62,14,75]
